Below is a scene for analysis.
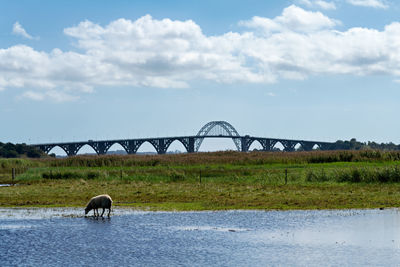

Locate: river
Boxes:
[1,208,400,266]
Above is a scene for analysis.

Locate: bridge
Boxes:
[33,121,336,156]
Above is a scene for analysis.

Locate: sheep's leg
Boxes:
[100,208,105,217]
[107,208,111,217]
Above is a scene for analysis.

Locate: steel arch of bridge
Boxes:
[195,121,241,152]
[33,121,338,156]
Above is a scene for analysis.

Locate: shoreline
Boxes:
[0,206,398,222]
[0,203,398,211]
[0,206,397,216]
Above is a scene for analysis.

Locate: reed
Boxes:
[28,150,400,167]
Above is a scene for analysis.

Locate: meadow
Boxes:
[1,150,400,210]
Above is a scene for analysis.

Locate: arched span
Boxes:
[47,145,68,156]
[164,138,189,153]
[196,121,240,137]
[247,139,264,151]
[272,141,285,151]
[76,144,98,155]
[104,142,129,154]
[136,140,158,153]
[195,121,241,152]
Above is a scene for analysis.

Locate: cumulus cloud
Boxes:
[12,22,34,39]
[346,0,388,9]
[2,5,400,101]
[240,5,339,33]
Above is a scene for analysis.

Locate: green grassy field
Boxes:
[1,150,400,210]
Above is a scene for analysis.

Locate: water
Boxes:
[1,208,400,266]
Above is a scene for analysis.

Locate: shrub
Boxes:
[86,171,100,179]
[305,169,329,182]
[169,170,185,182]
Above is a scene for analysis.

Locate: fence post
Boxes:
[285,169,288,185]
[12,168,15,184]
[199,170,202,184]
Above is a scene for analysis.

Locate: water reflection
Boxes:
[0,208,400,266]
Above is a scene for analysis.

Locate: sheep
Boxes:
[85,194,113,218]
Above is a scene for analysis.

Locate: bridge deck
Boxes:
[33,135,335,156]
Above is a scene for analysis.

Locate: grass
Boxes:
[2,180,400,210]
[2,150,400,210]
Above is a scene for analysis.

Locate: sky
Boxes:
[1,0,400,154]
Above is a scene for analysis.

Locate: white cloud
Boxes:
[2,5,400,101]
[240,5,339,33]
[298,0,313,7]
[21,90,79,102]
[298,0,336,10]
[346,0,388,9]
[12,22,34,39]
[21,91,45,101]
[315,1,337,10]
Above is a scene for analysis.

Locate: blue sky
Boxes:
[1,0,400,154]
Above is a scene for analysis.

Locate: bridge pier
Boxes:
[261,139,277,151]
[280,140,297,152]
[187,137,195,153]
[124,140,145,154]
[300,142,315,151]
[241,136,250,152]
[151,139,167,154]
[61,143,82,156]
[91,141,114,155]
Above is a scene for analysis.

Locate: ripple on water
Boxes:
[170,225,250,232]
[0,224,34,230]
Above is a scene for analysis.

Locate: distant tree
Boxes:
[27,149,41,158]
[0,142,45,158]
[335,139,400,151]
[15,144,25,154]
[4,150,18,158]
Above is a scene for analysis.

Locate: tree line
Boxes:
[0,142,44,158]
[332,138,400,151]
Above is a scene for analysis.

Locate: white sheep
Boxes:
[85,194,113,218]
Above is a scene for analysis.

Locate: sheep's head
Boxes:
[85,207,90,215]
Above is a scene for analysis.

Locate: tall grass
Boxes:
[31,150,400,167]
[306,166,400,183]
[0,158,41,170]
[3,150,400,184]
